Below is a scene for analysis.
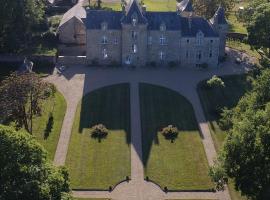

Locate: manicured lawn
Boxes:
[139,83,213,190]
[197,75,250,200]
[66,83,131,189]
[32,91,67,160]
[86,0,177,11]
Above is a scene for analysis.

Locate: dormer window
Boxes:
[196,31,204,46]
[101,36,108,44]
[131,13,138,26]
[101,22,108,31]
[160,23,166,31]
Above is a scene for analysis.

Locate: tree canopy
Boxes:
[0,0,45,52]
[210,69,270,200]
[247,3,270,57]
[0,72,54,133]
[0,125,72,200]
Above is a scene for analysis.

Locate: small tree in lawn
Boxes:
[161,125,179,142]
[90,124,109,141]
[207,75,225,88]
[0,72,54,134]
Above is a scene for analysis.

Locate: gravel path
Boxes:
[46,48,251,200]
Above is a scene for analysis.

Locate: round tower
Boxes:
[210,6,228,58]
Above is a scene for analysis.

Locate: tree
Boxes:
[247,3,270,57]
[192,0,234,19]
[210,69,270,200]
[97,0,102,9]
[90,124,109,140]
[161,125,179,141]
[0,125,73,200]
[207,75,225,88]
[0,0,45,52]
[0,72,54,133]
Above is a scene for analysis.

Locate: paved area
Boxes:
[46,48,251,200]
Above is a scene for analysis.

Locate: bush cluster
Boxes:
[161,125,179,141]
[90,124,109,139]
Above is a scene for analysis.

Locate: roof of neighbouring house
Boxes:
[58,1,86,28]
[210,6,228,25]
[177,0,193,12]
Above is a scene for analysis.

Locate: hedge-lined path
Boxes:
[45,47,250,200]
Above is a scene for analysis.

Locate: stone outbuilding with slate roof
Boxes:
[58,0,228,67]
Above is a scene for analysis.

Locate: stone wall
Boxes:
[86,30,122,65]
[57,56,86,65]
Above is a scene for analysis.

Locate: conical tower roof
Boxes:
[210,6,227,25]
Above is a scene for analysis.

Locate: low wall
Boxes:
[57,56,86,65]
[0,54,55,63]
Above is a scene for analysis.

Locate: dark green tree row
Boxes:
[0,0,46,53]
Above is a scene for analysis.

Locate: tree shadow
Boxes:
[44,113,54,139]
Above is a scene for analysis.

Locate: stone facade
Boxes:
[58,0,228,67]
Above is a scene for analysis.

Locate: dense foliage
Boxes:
[0,125,72,200]
[210,69,270,200]
[90,124,109,140]
[0,0,46,52]
[192,0,234,19]
[161,125,179,141]
[207,75,225,88]
[0,72,54,133]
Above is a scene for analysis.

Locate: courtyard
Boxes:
[42,47,250,200]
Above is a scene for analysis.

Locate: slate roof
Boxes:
[177,0,193,12]
[210,6,228,24]
[181,17,218,37]
[121,0,148,24]
[145,12,181,30]
[59,2,86,27]
[85,10,122,29]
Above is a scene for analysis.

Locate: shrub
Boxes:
[218,107,233,131]
[161,125,179,141]
[90,124,109,140]
[207,75,225,88]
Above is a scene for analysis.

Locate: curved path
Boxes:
[46,48,251,200]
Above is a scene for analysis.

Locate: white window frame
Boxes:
[132,44,137,54]
[114,38,118,45]
[131,31,137,40]
[159,51,165,60]
[101,36,108,44]
[131,13,138,26]
[160,35,166,45]
[101,22,108,31]
[125,55,131,65]
[196,50,202,60]
[102,49,108,59]
[196,31,204,46]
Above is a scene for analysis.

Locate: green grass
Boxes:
[74,199,110,200]
[66,83,131,189]
[197,75,250,200]
[32,91,67,160]
[139,83,213,190]
[86,0,177,11]
[228,12,247,34]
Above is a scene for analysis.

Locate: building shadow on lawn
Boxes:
[139,83,200,167]
[78,83,131,144]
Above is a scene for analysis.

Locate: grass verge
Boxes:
[140,83,213,190]
[66,83,131,189]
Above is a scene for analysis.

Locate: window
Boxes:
[101,22,107,31]
[196,31,204,46]
[160,35,166,45]
[187,39,189,43]
[209,49,213,58]
[186,51,189,58]
[210,40,213,43]
[160,23,166,31]
[159,51,165,60]
[132,31,137,40]
[196,50,202,60]
[101,36,108,44]
[125,55,131,65]
[148,36,152,45]
[132,44,137,53]
[102,49,108,59]
[131,13,138,26]
[114,38,118,45]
